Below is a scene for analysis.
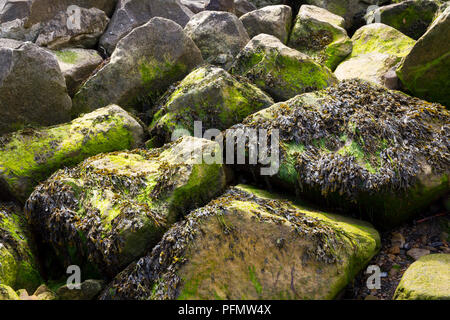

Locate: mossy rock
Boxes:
[25,136,227,277]
[0,284,19,300]
[289,5,352,70]
[149,65,274,145]
[394,254,450,300]
[0,105,144,202]
[225,79,449,228]
[0,202,42,293]
[100,184,380,300]
[230,33,338,101]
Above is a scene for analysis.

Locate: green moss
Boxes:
[54,50,79,64]
[248,266,262,296]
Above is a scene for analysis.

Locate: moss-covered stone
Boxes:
[0,284,20,300]
[225,79,449,228]
[231,33,338,101]
[100,185,380,300]
[25,136,227,277]
[289,5,352,70]
[394,254,450,300]
[0,105,145,202]
[149,65,274,145]
[0,202,42,293]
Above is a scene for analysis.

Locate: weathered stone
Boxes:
[230,33,338,101]
[184,10,249,69]
[0,284,19,300]
[407,248,431,260]
[205,0,235,13]
[248,0,284,8]
[100,185,380,300]
[235,0,257,17]
[0,105,144,202]
[0,39,72,135]
[240,4,292,43]
[56,279,105,300]
[289,5,352,70]
[181,0,207,14]
[25,136,227,277]
[73,17,203,117]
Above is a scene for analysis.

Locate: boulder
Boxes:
[184,11,249,69]
[0,284,19,300]
[149,65,274,145]
[225,79,449,228]
[0,39,72,135]
[25,136,227,277]
[0,202,41,293]
[35,7,109,50]
[230,33,338,101]
[181,0,207,13]
[365,0,439,40]
[248,0,284,9]
[289,5,352,70]
[54,48,104,97]
[240,4,292,43]
[234,0,257,17]
[0,105,144,202]
[99,0,194,56]
[334,23,415,88]
[394,254,450,300]
[396,7,450,107]
[56,279,105,300]
[205,0,235,13]
[73,17,203,117]
[100,185,380,300]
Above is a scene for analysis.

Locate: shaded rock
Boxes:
[100,185,380,300]
[396,7,450,107]
[394,254,450,300]
[289,5,352,70]
[365,0,439,40]
[54,48,104,97]
[181,0,207,14]
[234,0,257,17]
[32,284,56,300]
[56,279,105,300]
[73,17,203,117]
[0,202,41,293]
[407,248,431,260]
[184,10,249,69]
[335,23,415,87]
[0,38,71,135]
[35,7,109,50]
[0,105,144,202]
[224,79,449,228]
[230,33,338,101]
[0,284,19,300]
[248,0,284,8]
[240,4,292,43]
[99,0,194,56]
[205,0,235,13]
[149,65,274,145]
[25,136,227,277]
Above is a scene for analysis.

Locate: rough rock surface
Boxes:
[235,0,257,17]
[230,33,338,101]
[225,79,449,228]
[205,0,235,13]
[56,279,105,300]
[0,105,144,202]
[335,23,415,87]
[73,17,204,117]
[240,5,292,43]
[149,65,274,145]
[394,254,450,300]
[54,48,104,97]
[99,0,194,56]
[99,185,380,300]
[396,7,450,107]
[25,136,227,277]
[0,38,72,135]
[289,5,352,70]
[184,10,249,69]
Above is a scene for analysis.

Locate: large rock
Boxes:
[240,4,292,43]
[25,136,227,277]
[205,0,235,13]
[181,0,207,14]
[0,39,71,135]
[54,48,104,97]
[396,7,450,107]
[225,79,449,228]
[0,284,19,300]
[99,0,194,56]
[73,17,204,117]
[248,0,284,8]
[0,202,41,293]
[394,254,450,300]
[289,5,352,70]
[234,0,257,17]
[35,7,109,50]
[230,33,338,101]
[0,105,144,202]
[56,279,105,300]
[184,11,250,69]
[149,65,274,145]
[100,185,380,300]
[365,0,439,40]
[335,23,415,88]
